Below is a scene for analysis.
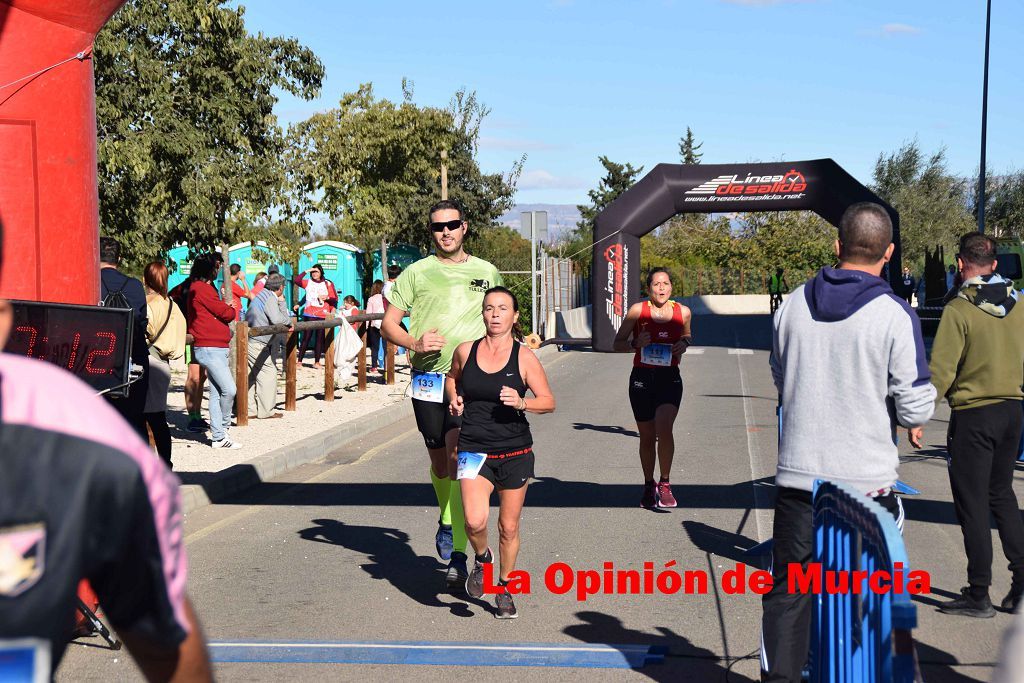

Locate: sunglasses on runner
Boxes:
[429,219,463,232]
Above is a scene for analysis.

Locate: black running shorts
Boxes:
[628,366,683,423]
[479,449,535,490]
[412,396,462,449]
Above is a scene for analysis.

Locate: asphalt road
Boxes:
[59,314,1020,682]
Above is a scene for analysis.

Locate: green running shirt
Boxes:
[387,255,503,373]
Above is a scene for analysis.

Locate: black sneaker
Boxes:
[494,588,518,619]
[1002,584,1024,612]
[435,523,453,561]
[445,552,468,592]
[466,549,492,598]
[939,587,995,618]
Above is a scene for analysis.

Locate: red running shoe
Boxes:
[640,482,658,508]
[657,481,677,508]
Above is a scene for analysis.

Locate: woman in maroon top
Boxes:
[186,256,241,449]
[613,268,692,508]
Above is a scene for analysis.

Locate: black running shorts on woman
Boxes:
[479,448,535,490]
[628,366,683,423]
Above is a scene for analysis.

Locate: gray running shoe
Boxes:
[444,552,468,592]
[466,549,492,598]
[494,589,518,619]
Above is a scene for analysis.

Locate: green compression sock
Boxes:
[430,468,452,526]
[449,480,467,553]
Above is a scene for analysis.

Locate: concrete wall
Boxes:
[546,295,784,341]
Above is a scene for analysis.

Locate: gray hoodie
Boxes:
[770,267,936,493]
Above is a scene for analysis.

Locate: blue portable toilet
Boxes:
[225,241,295,311]
[299,240,363,306]
[371,243,424,283]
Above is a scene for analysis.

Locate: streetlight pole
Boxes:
[977,0,992,234]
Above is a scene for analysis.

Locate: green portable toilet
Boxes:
[371,243,424,282]
[298,240,363,307]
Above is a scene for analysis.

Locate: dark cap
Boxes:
[267,264,280,275]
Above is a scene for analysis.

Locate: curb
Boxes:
[179,343,564,514]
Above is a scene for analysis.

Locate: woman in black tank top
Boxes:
[446,287,555,619]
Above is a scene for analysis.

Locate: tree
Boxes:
[983,171,1024,239]
[94,0,324,270]
[871,141,975,267]
[679,127,703,165]
[289,82,522,255]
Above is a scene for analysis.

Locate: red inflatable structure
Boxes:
[0,0,126,305]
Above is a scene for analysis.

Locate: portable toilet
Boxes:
[224,241,295,311]
[166,244,192,293]
[299,240,363,307]
[371,243,424,283]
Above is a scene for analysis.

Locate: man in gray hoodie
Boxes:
[761,202,935,682]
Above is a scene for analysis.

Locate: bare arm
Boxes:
[518,347,555,414]
[446,343,469,415]
[672,307,693,357]
[120,597,212,683]
[381,304,445,354]
[612,303,646,352]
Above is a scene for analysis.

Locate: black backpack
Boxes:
[101,278,132,311]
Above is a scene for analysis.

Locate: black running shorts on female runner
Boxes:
[628,366,683,423]
[477,448,535,490]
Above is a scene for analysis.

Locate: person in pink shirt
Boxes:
[364,280,385,373]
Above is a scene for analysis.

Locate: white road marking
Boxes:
[737,352,771,542]
[729,348,754,355]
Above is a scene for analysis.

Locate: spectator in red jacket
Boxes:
[187,256,241,449]
[294,264,337,370]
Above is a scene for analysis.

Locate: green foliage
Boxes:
[679,127,703,165]
[94,0,324,270]
[575,156,644,236]
[870,141,975,268]
[290,82,522,254]
[984,171,1024,239]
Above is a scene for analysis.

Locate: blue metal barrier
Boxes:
[810,480,918,683]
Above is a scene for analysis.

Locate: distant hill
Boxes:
[497,204,581,243]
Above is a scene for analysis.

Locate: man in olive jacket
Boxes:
[911,232,1024,617]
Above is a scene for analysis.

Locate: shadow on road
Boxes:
[682,521,762,568]
[563,610,757,682]
[296,518,489,617]
[572,423,640,438]
[914,640,990,682]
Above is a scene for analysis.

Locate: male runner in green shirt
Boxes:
[382,199,503,589]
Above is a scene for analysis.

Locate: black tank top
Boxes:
[457,338,532,455]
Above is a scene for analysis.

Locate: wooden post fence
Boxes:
[234,321,249,426]
[324,326,336,401]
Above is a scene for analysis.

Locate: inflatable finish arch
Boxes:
[590,159,900,352]
[0,0,127,304]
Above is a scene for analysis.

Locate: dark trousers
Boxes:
[144,411,172,467]
[947,400,1024,589]
[367,327,382,369]
[297,316,325,364]
[761,486,902,682]
[106,362,150,442]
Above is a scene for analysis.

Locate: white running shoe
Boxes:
[212,437,242,449]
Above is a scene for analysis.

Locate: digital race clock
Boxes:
[3,300,135,397]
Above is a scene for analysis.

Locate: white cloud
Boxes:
[881,23,923,35]
[517,170,586,190]
[479,137,560,152]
